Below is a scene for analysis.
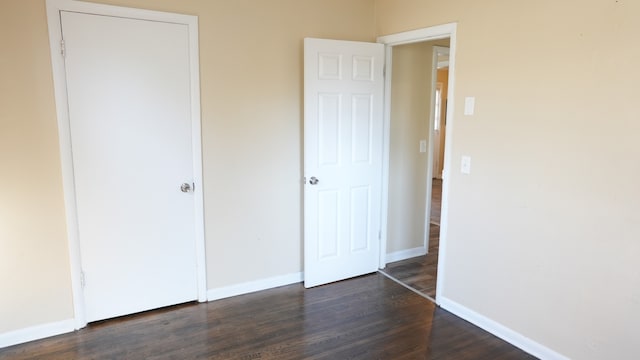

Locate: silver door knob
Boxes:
[180,183,192,193]
[309,176,319,185]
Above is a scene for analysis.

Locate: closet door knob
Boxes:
[180,183,192,193]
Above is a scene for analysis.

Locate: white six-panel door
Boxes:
[61,10,199,322]
[304,38,385,288]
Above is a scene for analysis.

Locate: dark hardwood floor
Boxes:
[0,274,535,359]
[381,178,442,299]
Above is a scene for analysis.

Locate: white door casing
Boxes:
[303,38,385,288]
[46,0,206,327]
[378,23,457,302]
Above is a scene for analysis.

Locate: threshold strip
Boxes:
[377,270,436,304]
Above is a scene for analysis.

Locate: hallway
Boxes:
[381,179,442,299]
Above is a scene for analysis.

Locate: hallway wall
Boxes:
[386,39,448,256]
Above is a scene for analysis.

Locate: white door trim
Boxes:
[377,23,457,304]
[45,0,206,329]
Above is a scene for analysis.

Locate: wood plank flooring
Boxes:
[0,274,535,359]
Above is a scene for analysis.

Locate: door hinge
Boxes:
[80,270,86,288]
[60,39,66,57]
[378,230,381,240]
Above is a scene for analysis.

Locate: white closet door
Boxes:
[61,10,198,322]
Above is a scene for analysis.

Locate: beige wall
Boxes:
[87,0,376,290]
[0,0,376,335]
[377,0,640,359]
[386,42,433,254]
[0,0,74,333]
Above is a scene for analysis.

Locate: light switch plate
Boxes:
[419,140,427,153]
[461,155,471,174]
[464,97,475,115]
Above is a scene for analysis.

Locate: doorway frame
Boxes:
[45,0,207,329]
[377,23,457,303]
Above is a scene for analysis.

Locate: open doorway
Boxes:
[378,37,452,303]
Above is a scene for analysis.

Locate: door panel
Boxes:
[304,38,384,288]
[350,186,371,252]
[61,11,198,321]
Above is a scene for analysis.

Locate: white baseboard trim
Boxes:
[207,272,304,301]
[385,246,427,263]
[439,296,569,360]
[0,319,75,349]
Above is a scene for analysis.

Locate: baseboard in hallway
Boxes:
[385,246,427,263]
